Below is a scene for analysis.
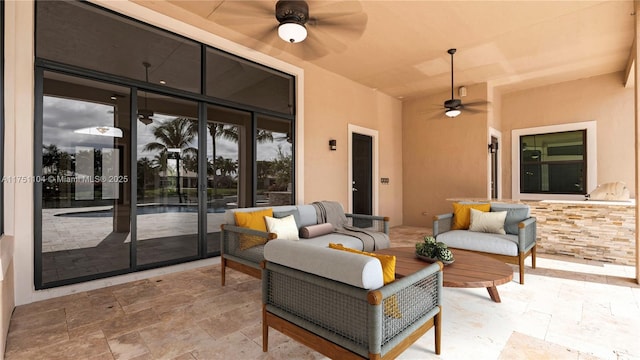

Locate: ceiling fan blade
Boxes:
[310,12,368,41]
[208,0,273,21]
[463,100,491,107]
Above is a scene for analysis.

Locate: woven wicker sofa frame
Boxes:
[261,260,443,359]
[432,213,537,284]
[220,213,390,286]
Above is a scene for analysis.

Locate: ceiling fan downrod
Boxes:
[448,48,456,101]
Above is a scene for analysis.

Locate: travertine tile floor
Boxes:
[5,226,640,359]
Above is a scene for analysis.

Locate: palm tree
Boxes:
[144,117,197,203]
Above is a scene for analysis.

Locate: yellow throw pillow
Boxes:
[451,203,491,230]
[328,243,401,318]
[234,208,273,250]
[328,243,396,284]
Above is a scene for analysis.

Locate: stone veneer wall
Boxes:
[522,201,636,266]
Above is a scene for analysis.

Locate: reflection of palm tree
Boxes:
[144,117,197,203]
[208,123,273,197]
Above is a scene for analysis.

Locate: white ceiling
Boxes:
[138,0,636,100]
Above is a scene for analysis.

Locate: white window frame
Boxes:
[511,121,596,201]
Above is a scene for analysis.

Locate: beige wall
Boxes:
[402,83,489,226]
[501,72,635,199]
[303,67,403,224]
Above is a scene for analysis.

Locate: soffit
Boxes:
[134,0,635,99]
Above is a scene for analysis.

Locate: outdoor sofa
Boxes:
[220,202,390,285]
[433,202,537,284]
[262,239,443,359]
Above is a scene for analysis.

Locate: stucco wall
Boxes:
[303,67,403,224]
[501,72,635,199]
[402,83,489,226]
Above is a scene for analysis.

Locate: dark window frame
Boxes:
[1,0,4,235]
[519,130,587,195]
[34,0,297,289]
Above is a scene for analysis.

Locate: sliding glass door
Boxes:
[38,72,132,285]
[136,92,200,266]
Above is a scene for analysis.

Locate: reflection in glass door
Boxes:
[257,115,293,206]
[136,92,199,265]
[205,105,250,255]
[39,72,131,287]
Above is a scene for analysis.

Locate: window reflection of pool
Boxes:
[55,204,226,218]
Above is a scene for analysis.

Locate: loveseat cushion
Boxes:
[264,240,384,289]
[437,230,519,256]
[490,203,530,235]
[300,233,365,250]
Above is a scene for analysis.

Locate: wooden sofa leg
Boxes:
[435,307,442,355]
[263,306,269,352]
[518,254,525,285]
[221,257,226,286]
[531,246,537,269]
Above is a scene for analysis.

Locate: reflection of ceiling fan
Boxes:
[442,48,487,118]
[138,62,154,125]
[210,0,368,59]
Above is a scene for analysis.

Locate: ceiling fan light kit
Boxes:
[278,22,307,43]
[276,0,309,43]
[445,109,461,118]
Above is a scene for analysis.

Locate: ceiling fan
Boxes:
[442,48,487,118]
[209,0,368,59]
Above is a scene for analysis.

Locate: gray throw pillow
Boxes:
[273,209,301,229]
[490,203,530,235]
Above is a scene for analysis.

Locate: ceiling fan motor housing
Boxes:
[276,0,309,26]
[444,98,462,109]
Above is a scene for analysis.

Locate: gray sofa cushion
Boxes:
[437,230,519,256]
[264,240,384,289]
[273,209,302,229]
[302,233,365,250]
[490,203,530,235]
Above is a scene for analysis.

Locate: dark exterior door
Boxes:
[490,136,498,199]
[352,133,372,226]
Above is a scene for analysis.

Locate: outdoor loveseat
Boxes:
[433,202,537,284]
[220,202,390,285]
[262,239,443,359]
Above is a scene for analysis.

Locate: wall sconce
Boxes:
[488,143,499,154]
[329,139,337,151]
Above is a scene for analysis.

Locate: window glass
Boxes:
[205,105,251,255]
[136,92,199,265]
[520,130,586,194]
[256,115,293,206]
[206,48,294,115]
[36,1,201,93]
[39,72,132,286]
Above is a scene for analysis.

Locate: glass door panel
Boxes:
[136,92,199,265]
[39,72,131,286]
[205,105,250,255]
[256,115,293,206]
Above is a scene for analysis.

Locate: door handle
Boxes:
[352,187,358,192]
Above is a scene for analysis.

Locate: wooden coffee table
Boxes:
[376,247,513,303]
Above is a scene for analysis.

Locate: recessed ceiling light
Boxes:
[159,80,166,85]
[110,95,117,100]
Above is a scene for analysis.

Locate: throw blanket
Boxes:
[311,201,390,251]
